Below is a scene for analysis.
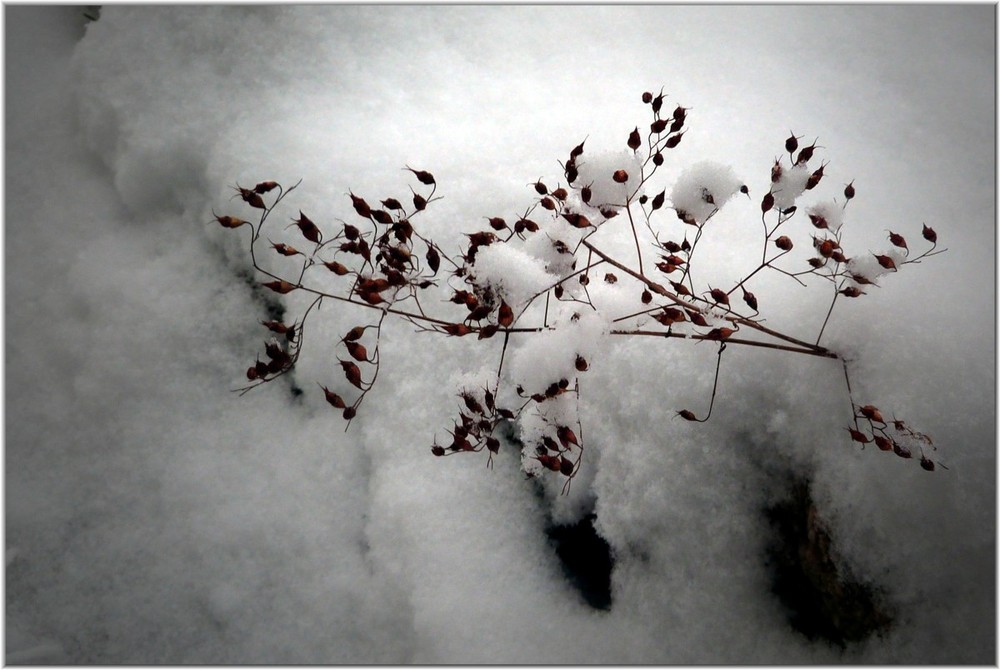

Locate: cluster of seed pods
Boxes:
[217,87,944,482]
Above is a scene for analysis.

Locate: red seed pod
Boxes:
[487,217,508,231]
[271,242,300,256]
[859,405,885,423]
[477,324,499,340]
[604,273,618,284]
[262,280,297,294]
[581,186,592,204]
[893,442,912,459]
[805,161,827,190]
[519,218,539,233]
[651,118,669,134]
[761,191,775,214]
[341,223,359,241]
[839,286,865,298]
[562,212,592,229]
[254,180,279,194]
[497,301,514,328]
[662,254,686,267]
[665,131,685,149]
[324,261,350,276]
[412,192,427,211]
[404,165,435,185]
[785,132,800,155]
[557,426,580,449]
[642,91,653,104]
[542,435,560,452]
[340,360,364,389]
[215,214,249,229]
[344,326,366,342]
[873,435,893,451]
[709,288,730,305]
[349,192,372,219]
[655,261,677,275]
[641,289,653,304]
[443,323,473,337]
[653,152,664,166]
[663,240,682,253]
[627,127,642,151]
[844,180,856,200]
[239,188,266,209]
[320,385,347,409]
[874,254,897,271]
[559,457,575,477]
[575,355,589,372]
[380,197,403,211]
[669,281,691,297]
[807,257,826,268]
[742,288,758,311]
[345,341,368,362]
[686,310,710,327]
[703,327,735,341]
[808,215,829,232]
[795,141,817,165]
[921,224,937,243]
[850,273,876,286]
[426,246,441,273]
[888,231,908,251]
[431,445,446,457]
[677,409,698,421]
[261,320,289,334]
[920,456,935,471]
[343,407,357,420]
[246,366,259,380]
[663,307,685,323]
[358,291,384,305]
[254,358,270,378]
[570,138,586,159]
[775,236,793,251]
[651,190,666,211]
[540,197,557,211]
[846,427,871,444]
[551,187,568,201]
[612,169,629,183]
[818,240,836,258]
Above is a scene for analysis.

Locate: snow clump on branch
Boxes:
[669,161,742,225]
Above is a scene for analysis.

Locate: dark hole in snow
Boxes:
[546,513,613,611]
[764,478,894,646]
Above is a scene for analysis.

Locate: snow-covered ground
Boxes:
[5,5,995,663]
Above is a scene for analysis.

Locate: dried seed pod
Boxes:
[669,281,691,297]
[261,320,289,334]
[663,240,682,253]
[665,131,685,149]
[604,273,618,284]
[320,385,347,409]
[805,161,828,190]
[638,195,648,205]
[846,427,871,444]
[344,326,366,342]
[271,242,300,257]
[859,405,885,423]
[238,187,266,209]
[519,218,539,233]
[742,288,758,311]
[893,442,912,459]
[540,197,557,211]
[343,407,357,420]
[920,456,935,471]
[579,274,590,286]
[651,190,666,211]
[672,105,687,122]
[254,180,279,194]
[775,236,793,251]
[371,209,393,224]
[651,91,665,114]
[873,435,893,451]
[740,184,749,196]
[486,217,508,231]
[771,160,783,183]
[345,341,368,362]
[874,254,897,271]
[380,197,403,211]
[570,138,586,159]
[627,127,642,151]
[426,246,441,273]
[349,192,372,219]
[404,165,435,185]
[808,213,828,229]
[359,291,384,305]
[888,231,908,251]
[412,191,427,211]
[641,289,653,304]
[785,132,800,155]
[431,445,446,457]
[442,323,473,337]
[844,180,856,200]
[557,426,579,449]
[653,152,664,166]
[562,212,592,229]
[921,224,937,243]
[554,285,564,299]
[497,301,514,328]
[612,169,629,183]
[477,324,499,340]
[819,240,836,258]
[677,409,698,421]
[703,327,735,341]
[292,211,322,243]
[850,273,877,286]
[761,191,775,214]
[340,360,364,389]
[642,91,653,104]
[795,140,818,165]
[651,118,669,134]
[246,366,259,380]
[830,250,849,264]
[551,187,568,201]
[581,186,592,204]
[215,214,249,229]
[655,261,677,274]
[807,258,825,268]
[324,261,351,276]
[839,286,865,298]
[686,310,710,327]
[559,457,575,477]
[709,288,730,305]
[262,280,297,294]
[575,355,589,372]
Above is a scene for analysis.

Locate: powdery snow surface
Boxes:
[5,5,995,665]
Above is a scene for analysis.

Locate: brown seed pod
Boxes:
[426,246,441,273]
[642,91,653,104]
[703,327,735,341]
[343,407,357,420]
[349,191,372,219]
[340,360,364,389]
[358,291,384,305]
[795,140,818,165]
[888,231,908,251]
[477,324,499,340]
[271,242,300,257]
[665,131,685,149]
[785,132,800,155]
[570,138,586,160]
[580,186,592,204]
[818,240,836,258]
[371,209,393,225]
[844,180,856,200]
[677,409,698,421]
[575,355,589,372]
[497,301,514,328]
[320,385,347,409]
[651,91,665,114]
[627,127,642,151]
[873,435,893,451]
[805,161,828,190]
[650,118,669,134]
[559,457,575,477]
[920,456,935,471]
[653,152,664,166]
[612,169,629,184]
[709,288,730,305]
[262,280,297,294]
[859,405,885,423]
[324,261,351,276]
[775,235,793,251]
[562,212,592,229]
[551,188,568,201]
[850,273,877,286]
[808,213,829,229]
[215,214,249,229]
[431,445,446,457]
[404,165,435,185]
[253,180,279,194]
[557,426,580,449]
[344,326,366,342]
[839,286,865,298]
[669,281,691,297]
[442,323,473,337]
[893,443,912,459]
[540,197,557,211]
[846,427,871,444]
[579,274,590,286]
[486,217,507,231]
[874,254,897,271]
[655,261,677,275]
[238,187,266,209]
[554,285,564,299]
[742,288,758,311]
[261,320,289,334]
[686,310,710,327]
[771,160,783,184]
[345,341,368,362]
[651,190,666,211]
[381,197,403,211]
[246,366,259,381]
[761,191,775,214]
[641,289,653,304]
[412,192,427,211]
[604,273,618,284]
[921,224,937,243]
[292,211,322,243]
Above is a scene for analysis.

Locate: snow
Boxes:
[5,5,995,665]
